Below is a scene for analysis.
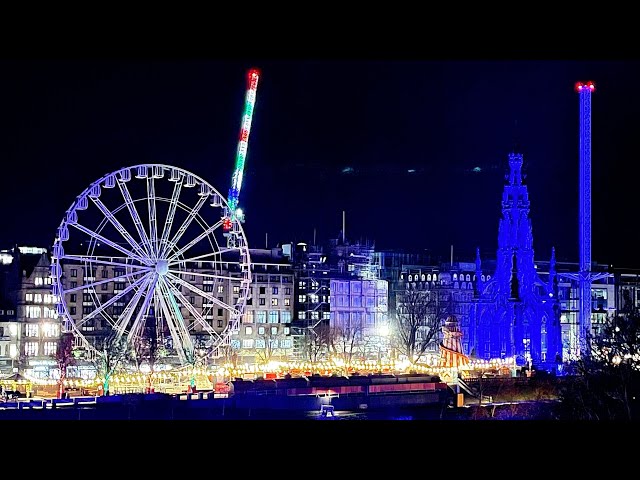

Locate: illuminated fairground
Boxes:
[16,315,520,399]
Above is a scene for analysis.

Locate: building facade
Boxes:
[230,248,295,364]
[0,247,62,378]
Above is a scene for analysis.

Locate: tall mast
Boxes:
[576,81,595,348]
[227,68,260,223]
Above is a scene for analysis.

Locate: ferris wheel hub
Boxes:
[155,259,169,276]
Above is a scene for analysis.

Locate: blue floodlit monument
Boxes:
[469,152,562,369]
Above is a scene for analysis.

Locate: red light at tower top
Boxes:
[575,81,596,92]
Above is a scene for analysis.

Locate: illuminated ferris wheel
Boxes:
[50,164,252,365]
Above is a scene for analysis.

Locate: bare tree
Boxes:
[93,334,128,396]
[558,309,640,420]
[253,327,285,367]
[55,332,75,399]
[328,320,365,373]
[130,315,170,392]
[296,321,330,372]
[392,288,448,365]
[219,343,240,369]
[180,335,209,392]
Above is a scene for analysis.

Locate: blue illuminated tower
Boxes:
[578,82,595,348]
[470,152,561,367]
[562,82,609,356]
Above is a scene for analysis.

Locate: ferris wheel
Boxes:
[50,164,251,366]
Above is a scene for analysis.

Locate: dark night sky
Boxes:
[1,60,638,267]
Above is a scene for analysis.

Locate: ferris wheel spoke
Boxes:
[112,275,152,339]
[70,223,151,266]
[168,219,223,261]
[147,177,159,259]
[62,255,151,270]
[64,269,151,294]
[163,278,224,343]
[158,177,184,259]
[117,178,154,259]
[169,249,239,265]
[166,272,240,316]
[126,275,158,345]
[156,278,192,362]
[76,275,149,328]
[90,196,153,261]
[163,194,209,258]
[167,269,237,282]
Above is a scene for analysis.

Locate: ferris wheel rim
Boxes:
[51,164,252,364]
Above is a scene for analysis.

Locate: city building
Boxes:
[286,237,388,363]
[230,248,295,364]
[0,246,61,378]
[330,277,389,361]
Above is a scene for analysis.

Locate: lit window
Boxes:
[271,326,278,335]
[242,339,254,349]
[35,277,43,286]
[256,311,266,323]
[271,298,278,306]
[233,286,240,294]
[298,311,306,320]
[26,293,33,302]
[34,294,42,303]
[269,311,279,323]
[245,311,254,323]
[42,323,59,337]
[281,312,292,323]
[298,294,307,303]
[217,285,224,293]
[284,298,290,306]
[26,324,39,337]
[284,327,290,335]
[258,327,265,335]
[245,326,253,335]
[25,342,38,356]
[43,341,57,356]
